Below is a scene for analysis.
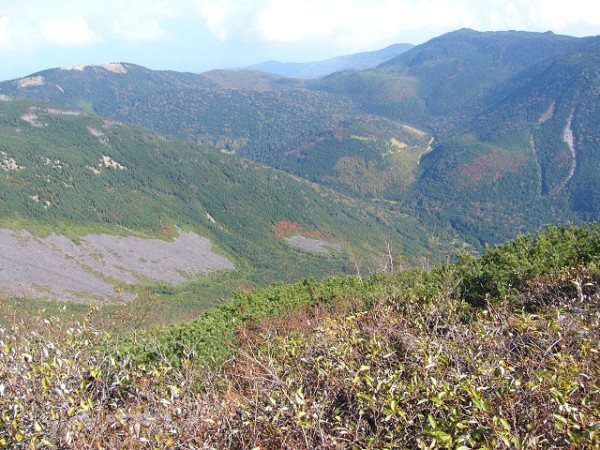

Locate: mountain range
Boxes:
[1,28,599,302]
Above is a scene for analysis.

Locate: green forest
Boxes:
[0,98,444,311]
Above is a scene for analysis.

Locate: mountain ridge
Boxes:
[238,43,414,78]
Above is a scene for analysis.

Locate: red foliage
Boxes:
[271,220,334,241]
[159,223,178,236]
[455,150,527,189]
[272,221,303,239]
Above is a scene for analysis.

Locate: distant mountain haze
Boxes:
[237,43,414,78]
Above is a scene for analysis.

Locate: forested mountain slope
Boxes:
[0,97,442,303]
[311,30,600,245]
[0,62,432,200]
[402,36,600,245]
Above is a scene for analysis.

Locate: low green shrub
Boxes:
[457,223,600,306]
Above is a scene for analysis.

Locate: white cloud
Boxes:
[252,0,474,46]
[0,1,187,51]
[108,0,187,42]
[0,16,9,49]
[196,0,257,40]
[1,0,599,57]
[0,16,20,50]
[41,16,101,47]
[111,17,169,43]
[530,0,600,30]
[194,0,482,48]
[195,0,600,49]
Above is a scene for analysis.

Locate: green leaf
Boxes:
[553,414,568,424]
[429,430,452,444]
[428,414,437,429]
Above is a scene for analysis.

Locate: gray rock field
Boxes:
[0,229,234,302]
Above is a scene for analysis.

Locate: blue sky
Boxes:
[1,0,599,81]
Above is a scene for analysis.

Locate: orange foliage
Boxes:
[271,220,334,241]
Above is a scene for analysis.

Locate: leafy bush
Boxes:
[211,280,599,449]
[457,223,600,306]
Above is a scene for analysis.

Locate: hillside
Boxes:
[0,63,219,116]
[1,223,598,448]
[239,43,414,78]
[402,36,600,245]
[311,29,592,133]
[311,30,600,245]
[0,97,443,306]
[1,29,599,249]
[377,29,588,121]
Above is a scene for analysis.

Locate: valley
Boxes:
[1,29,599,304]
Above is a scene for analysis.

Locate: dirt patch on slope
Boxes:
[0,229,234,302]
[285,235,341,254]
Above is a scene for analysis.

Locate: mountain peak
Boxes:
[61,63,129,74]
